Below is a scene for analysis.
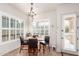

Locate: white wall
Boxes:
[0,3,28,55]
[35,10,57,48]
[56,4,79,53]
[35,4,79,55]
[0,4,26,20]
[0,40,20,55]
[46,11,57,48]
[27,16,33,34]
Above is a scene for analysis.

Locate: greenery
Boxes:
[65,26,69,33]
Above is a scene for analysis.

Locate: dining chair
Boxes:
[19,36,28,53]
[28,38,38,56]
[39,36,50,53]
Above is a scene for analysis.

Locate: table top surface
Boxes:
[24,37,44,41]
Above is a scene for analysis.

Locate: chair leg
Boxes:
[28,48,31,56]
[34,48,38,56]
[43,45,45,54]
[48,45,50,52]
[39,43,41,51]
[61,52,63,56]
[19,45,24,53]
[19,45,22,53]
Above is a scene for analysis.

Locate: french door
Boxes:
[61,14,78,55]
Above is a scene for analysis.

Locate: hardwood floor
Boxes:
[3,46,75,56]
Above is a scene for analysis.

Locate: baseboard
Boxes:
[2,47,20,56]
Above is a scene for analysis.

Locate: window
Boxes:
[45,30,48,35]
[33,20,49,36]
[1,14,24,42]
[16,30,20,38]
[2,16,9,42]
[21,22,24,28]
[10,30,15,40]
[16,20,20,28]
[2,30,9,42]
[2,16,9,28]
[21,30,24,36]
[11,18,15,28]
[17,20,19,28]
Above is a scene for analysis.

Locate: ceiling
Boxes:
[11,3,61,15]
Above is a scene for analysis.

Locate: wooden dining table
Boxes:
[23,38,44,45]
[24,37,44,42]
[23,37,44,50]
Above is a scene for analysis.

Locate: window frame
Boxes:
[32,20,49,36]
[0,12,24,42]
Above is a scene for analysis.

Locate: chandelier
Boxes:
[28,3,36,19]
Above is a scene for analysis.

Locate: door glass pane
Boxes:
[63,14,76,51]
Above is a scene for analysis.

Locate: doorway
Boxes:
[61,13,78,55]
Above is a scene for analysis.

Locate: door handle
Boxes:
[61,37,64,39]
[61,30,63,32]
